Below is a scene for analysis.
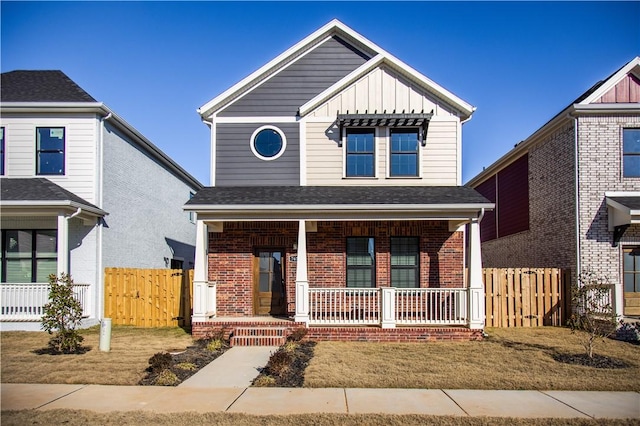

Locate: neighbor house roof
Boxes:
[1,70,97,103]
[467,56,640,187]
[198,19,475,121]
[0,178,107,217]
[0,70,203,190]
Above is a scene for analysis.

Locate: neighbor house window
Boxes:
[346,129,375,177]
[623,247,640,293]
[390,129,419,177]
[346,237,375,288]
[1,230,57,283]
[391,237,419,288]
[36,127,65,175]
[188,192,195,223]
[0,127,4,175]
[250,125,286,161]
[623,128,640,178]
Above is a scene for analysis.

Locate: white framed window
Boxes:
[344,128,376,178]
[250,125,287,161]
[623,128,640,178]
[389,128,420,177]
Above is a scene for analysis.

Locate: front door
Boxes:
[623,247,640,316]
[254,250,286,316]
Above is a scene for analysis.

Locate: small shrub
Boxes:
[41,273,84,354]
[149,352,173,373]
[266,349,292,376]
[175,362,197,371]
[253,375,277,387]
[287,328,308,342]
[206,339,224,352]
[153,369,179,386]
[282,341,298,353]
[568,270,618,358]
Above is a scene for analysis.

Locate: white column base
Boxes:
[294,280,309,325]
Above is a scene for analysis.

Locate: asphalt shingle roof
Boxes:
[0,178,101,210]
[187,186,492,207]
[1,70,96,103]
[608,196,640,211]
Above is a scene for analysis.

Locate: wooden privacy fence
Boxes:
[484,268,571,327]
[104,268,193,328]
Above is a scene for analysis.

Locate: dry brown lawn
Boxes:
[1,326,193,385]
[2,410,638,426]
[304,327,640,391]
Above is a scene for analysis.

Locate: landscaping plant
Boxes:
[40,273,85,354]
[568,270,618,358]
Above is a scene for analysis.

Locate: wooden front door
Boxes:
[253,250,286,316]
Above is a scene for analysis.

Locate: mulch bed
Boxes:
[552,353,632,369]
[253,341,316,387]
[139,339,229,386]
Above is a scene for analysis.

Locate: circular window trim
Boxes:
[250,125,287,161]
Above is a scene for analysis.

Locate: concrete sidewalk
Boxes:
[2,383,639,418]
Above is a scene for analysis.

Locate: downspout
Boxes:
[67,207,82,221]
[96,112,111,322]
[569,112,581,282]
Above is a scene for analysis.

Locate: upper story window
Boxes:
[36,127,65,175]
[0,127,4,176]
[623,128,640,178]
[346,129,375,177]
[346,237,375,288]
[390,129,419,177]
[1,229,57,283]
[250,125,286,161]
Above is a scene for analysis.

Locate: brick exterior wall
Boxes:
[577,115,640,284]
[481,122,578,276]
[208,220,464,317]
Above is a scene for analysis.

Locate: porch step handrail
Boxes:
[0,282,90,322]
[308,287,469,327]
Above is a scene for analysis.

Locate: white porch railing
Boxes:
[309,288,380,325]
[308,287,468,327]
[396,288,468,325]
[0,283,90,322]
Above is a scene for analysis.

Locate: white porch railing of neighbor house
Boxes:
[308,287,468,327]
[0,283,90,321]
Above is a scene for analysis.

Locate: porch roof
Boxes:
[606,194,640,227]
[185,186,493,221]
[0,178,107,217]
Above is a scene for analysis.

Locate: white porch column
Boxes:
[57,214,69,276]
[468,219,486,330]
[192,219,211,323]
[295,219,310,324]
[380,287,396,329]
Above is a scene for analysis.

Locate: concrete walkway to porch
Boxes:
[178,346,278,388]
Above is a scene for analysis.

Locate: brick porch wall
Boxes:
[192,321,483,342]
[208,220,464,317]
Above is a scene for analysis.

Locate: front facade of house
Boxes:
[0,71,202,330]
[467,57,640,319]
[186,20,492,342]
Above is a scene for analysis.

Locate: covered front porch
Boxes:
[185,186,493,341]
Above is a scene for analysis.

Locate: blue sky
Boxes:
[2,1,639,185]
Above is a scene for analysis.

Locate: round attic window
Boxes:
[250,126,287,161]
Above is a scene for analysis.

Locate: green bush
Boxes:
[41,273,84,354]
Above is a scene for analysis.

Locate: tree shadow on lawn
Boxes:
[485,334,634,369]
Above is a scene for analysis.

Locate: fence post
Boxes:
[381,287,396,329]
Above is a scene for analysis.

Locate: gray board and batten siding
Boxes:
[216,123,300,186]
[218,36,371,117]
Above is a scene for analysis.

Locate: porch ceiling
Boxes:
[606,194,640,228]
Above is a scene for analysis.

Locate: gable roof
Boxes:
[0,178,107,217]
[1,70,97,102]
[467,56,640,187]
[198,20,475,121]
